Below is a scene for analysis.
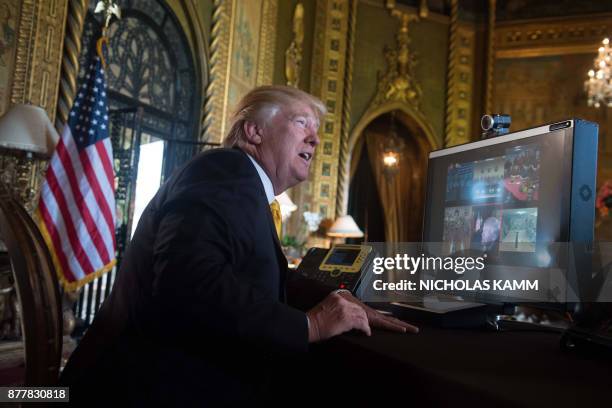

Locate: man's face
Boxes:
[257,101,320,193]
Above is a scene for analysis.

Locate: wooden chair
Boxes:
[0,181,62,385]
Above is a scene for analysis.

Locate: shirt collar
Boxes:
[246,153,275,204]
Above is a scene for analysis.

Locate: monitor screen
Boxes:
[425,127,568,262]
[421,120,595,305]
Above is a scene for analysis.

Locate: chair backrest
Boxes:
[0,182,62,385]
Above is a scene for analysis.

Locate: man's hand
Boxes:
[306,292,371,342]
[336,291,419,334]
[306,291,419,343]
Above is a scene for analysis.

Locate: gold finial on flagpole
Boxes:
[94,1,120,67]
[94,0,121,34]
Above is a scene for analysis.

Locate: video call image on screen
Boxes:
[442,144,541,256]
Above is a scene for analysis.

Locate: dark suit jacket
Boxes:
[61,148,319,406]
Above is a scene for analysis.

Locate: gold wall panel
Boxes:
[309,0,350,219]
[444,0,475,147]
[204,0,278,144]
[9,0,68,122]
[484,0,496,115]
[496,13,612,59]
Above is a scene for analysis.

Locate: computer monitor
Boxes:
[422,119,598,306]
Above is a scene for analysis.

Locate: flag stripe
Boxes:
[96,138,114,190]
[85,141,115,233]
[77,142,115,241]
[38,200,77,282]
[51,140,110,265]
[43,165,96,275]
[84,144,116,259]
[62,132,115,260]
[100,138,116,249]
[40,182,87,280]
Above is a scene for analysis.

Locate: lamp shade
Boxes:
[0,104,59,156]
[327,215,364,238]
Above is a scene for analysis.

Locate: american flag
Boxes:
[37,44,116,290]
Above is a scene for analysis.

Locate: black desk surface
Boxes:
[309,326,610,407]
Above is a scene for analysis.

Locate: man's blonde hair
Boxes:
[223,85,327,147]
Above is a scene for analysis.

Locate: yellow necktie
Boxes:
[270,199,282,239]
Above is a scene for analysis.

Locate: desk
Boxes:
[305,326,610,407]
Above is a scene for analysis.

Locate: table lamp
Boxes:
[0,104,59,209]
[0,104,59,155]
[327,215,364,244]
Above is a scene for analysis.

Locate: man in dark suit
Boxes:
[61,85,417,405]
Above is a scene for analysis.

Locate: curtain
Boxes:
[365,129,425,242]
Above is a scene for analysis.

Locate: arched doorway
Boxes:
[73,0,203,326]
[78,0,201,240]
[347,109,434,242]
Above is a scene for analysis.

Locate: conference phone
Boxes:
[296,244,374,294]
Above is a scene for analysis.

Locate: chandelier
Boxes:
[585,38,612,108]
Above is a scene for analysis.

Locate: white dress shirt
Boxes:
[246,154,275,204]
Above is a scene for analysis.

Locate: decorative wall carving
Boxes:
[444,0,475,147]
[285,3,304,87]
[56,0,89,131]
[256,0,277,87]
[484,0,496,115]
[203,0,230,144]
[334,0,357,218]
[10,0,68,122]
[496,13,612,58]
[372,5,422,110]
[204,0,277,144]
[309,0,350,219]
[0,151,47,213]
